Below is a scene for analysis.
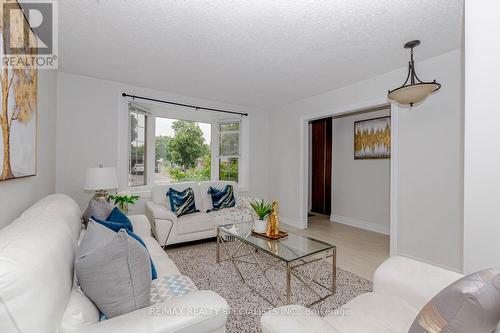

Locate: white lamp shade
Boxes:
[388,83,440,105]
[84,166,118,191]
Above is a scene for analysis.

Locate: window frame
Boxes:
[127,105,149,188]
[120,100,249,192]
[216,121,241,183]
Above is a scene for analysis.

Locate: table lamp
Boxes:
[84,165,118,200]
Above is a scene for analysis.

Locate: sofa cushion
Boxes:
[75,222,151,318]
[178,212,214,235]
[60,287,100,332]
[167,187,198,217]
[409,268,500,333]
[82,198,113,225]
[207,185,236,212]
[324,292,417,333]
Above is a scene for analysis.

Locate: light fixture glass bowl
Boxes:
[388,82,440,105]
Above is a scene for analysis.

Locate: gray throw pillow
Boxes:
[75,222,152,318]
[409,268,500,333]
[82,198,114,224]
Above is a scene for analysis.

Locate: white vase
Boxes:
[254,219,268,233]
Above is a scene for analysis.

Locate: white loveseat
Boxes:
[261,256,468,333]
[0,194,229,333]
[146,181,252,246]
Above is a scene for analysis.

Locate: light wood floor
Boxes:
[284,214,390,281]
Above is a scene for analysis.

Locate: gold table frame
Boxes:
[216,225,336,307]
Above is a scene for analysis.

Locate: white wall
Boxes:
[0,70,58,229]
[56,72,270,211]
[331,109,391,235]
[463,1,500,273]
[269,49,464,271]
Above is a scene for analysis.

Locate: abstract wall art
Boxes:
[354,116,391,159]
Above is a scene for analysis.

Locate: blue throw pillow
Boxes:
[106,208,134,231]
[166,187,198,217]
[207,185,236,212]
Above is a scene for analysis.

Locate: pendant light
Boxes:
[388,40,441,106]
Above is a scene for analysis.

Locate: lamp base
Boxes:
[93,190,109,201]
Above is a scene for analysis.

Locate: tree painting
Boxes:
[0,1,38,180]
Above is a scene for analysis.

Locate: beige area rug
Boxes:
[166,240,372,333]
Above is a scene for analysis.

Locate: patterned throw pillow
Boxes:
[207,185,236,212]
[409,268,500,333]
[166,187,198,217]
[150,275,198,304]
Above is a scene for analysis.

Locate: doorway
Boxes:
[301,101,398,256]
[309,117,332,216]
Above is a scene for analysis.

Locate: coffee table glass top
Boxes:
[218,222,335,262]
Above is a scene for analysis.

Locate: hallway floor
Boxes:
[285,214,390,281]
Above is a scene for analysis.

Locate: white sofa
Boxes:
[261,256,468,333]
[0,194,229,333]
[146,181,252,246]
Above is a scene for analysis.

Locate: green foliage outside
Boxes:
[219,158,238,182]
[155,120,211,182]
[167,153,211,182]
[154,120,239,183]
[155,135,171,161]
[167,121,210,169]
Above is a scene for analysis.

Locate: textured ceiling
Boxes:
[59,0,463,108]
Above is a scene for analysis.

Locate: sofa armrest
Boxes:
[73,290,229,333]
[373,256,463,310]
[128,214,152,239]
[145,202,176,246]
[261,305,338,333]
[145,202,177,222]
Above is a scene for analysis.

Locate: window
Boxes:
[155,117,211,183]
[128,107,147,187]
[219,122,240,182]
[124,102,245,189]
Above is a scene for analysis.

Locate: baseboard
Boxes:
[330,213,390,235]
[280,217,306,230]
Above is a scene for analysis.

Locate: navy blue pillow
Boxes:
[106,208,133,231]
[207,185,236,212]
[166,187,198,217]
[92,210,157,280]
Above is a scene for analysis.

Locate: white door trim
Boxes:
[299,98,399,256]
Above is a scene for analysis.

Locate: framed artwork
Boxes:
[354,116,391,159]
[0,1,38,181]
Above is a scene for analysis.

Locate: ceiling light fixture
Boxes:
[388,40,441,107]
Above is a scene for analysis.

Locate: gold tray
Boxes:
[251,230,288,240]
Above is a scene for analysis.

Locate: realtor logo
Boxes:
[2,0,58,68]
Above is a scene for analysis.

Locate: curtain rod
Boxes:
[121,93,248,117]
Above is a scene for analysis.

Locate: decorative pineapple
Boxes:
[266,201,280,237]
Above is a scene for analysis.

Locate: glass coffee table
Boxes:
[216,222,336,306]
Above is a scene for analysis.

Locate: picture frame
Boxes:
[354,116,391,160]
[0,1,38,181]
